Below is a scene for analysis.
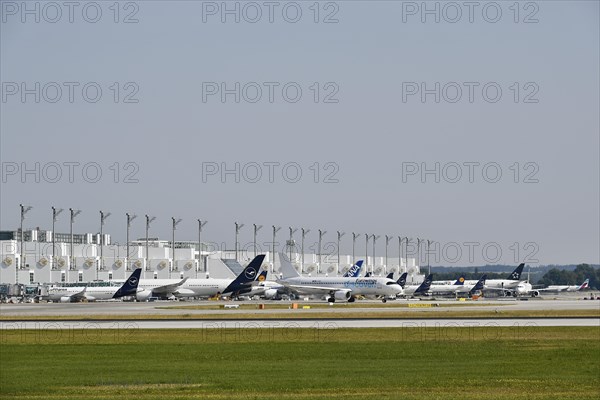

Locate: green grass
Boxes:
[1,327,599,399]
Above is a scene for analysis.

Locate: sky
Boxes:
[1,0,599,266]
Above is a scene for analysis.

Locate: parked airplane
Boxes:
[46,268,142,302]
[539,279,590,293]
[278,254,402,302]
[402,274,434,297]
[464,263,525,291]
[134,255,266,300]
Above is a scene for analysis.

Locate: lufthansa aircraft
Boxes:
[46,268,142,302]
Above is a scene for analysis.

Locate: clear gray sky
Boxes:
[1,1,598,266]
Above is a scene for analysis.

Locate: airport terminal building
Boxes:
[0,228,421,286]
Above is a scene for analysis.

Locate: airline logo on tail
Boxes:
[344,260,364,278]
[113,268,142,298]
[508,263,525,280]
[397,272,408,288]
[579,279,590,290]
[257,270,267,282]
[472,274,487,291]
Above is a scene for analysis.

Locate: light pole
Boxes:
[51,207,63,271]
[318,229,327,273]
[404,237,410,273]
[372,234,380,274]
[337,231,345,275]
[365,234,370,271]
[235,222,244,261]
[272,226,281,273]
[398,236,402,273]
[126,213,137,270]
[18,204,33,284]
[145,215,156,271]
[301,228,310,273]
[171,217,182,278]
[352,232,359,264]
[69,208,81,281]
[385,235,391,273]
[427,239,433,275]
[253,224,263,257]
[289,227,298,261]
[416,238,423,272]
[197,220,207,277]
[99,211,111,279]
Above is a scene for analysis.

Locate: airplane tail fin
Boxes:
[279,252,300,279]
[471,274,487,292]
[343,260,363,278]
[364,272,372,278]
[397,272,408,288]
[113,268,142,298]
[222,254,266,294]
[453,275,466,286]
[416,274,433,293]
[256,270,268,282]
[579,279,590,290]
[386,272,394,280]
[508,263,525,280]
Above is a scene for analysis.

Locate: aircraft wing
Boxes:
[70,287,88,302]
[151,277,189,295]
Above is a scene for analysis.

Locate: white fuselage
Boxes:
[281,277,403,297]
[136,278,232,297]
[46,285,122,302]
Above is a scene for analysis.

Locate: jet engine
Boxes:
[264,289,278,299]
[136,289,153,302]
[327,290,351,303]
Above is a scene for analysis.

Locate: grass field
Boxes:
[1,327,599,399]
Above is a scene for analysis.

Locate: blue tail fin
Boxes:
[222,254,266,294]
[507,263,525,280]
[453,275,466,286]
[386,272,394,280]
[415,274,433,294]
[343,260,364,278]
[471,274,487,291]
[397,272,408,288]
[112,268,142,298]
[364,272,372,278]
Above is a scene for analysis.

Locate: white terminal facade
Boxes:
[0,228,422,285]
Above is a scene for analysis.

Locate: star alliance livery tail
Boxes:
[112,268,142,298]
[397,272,408,288]
[343,260,364,278]
[507,263,525,280]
